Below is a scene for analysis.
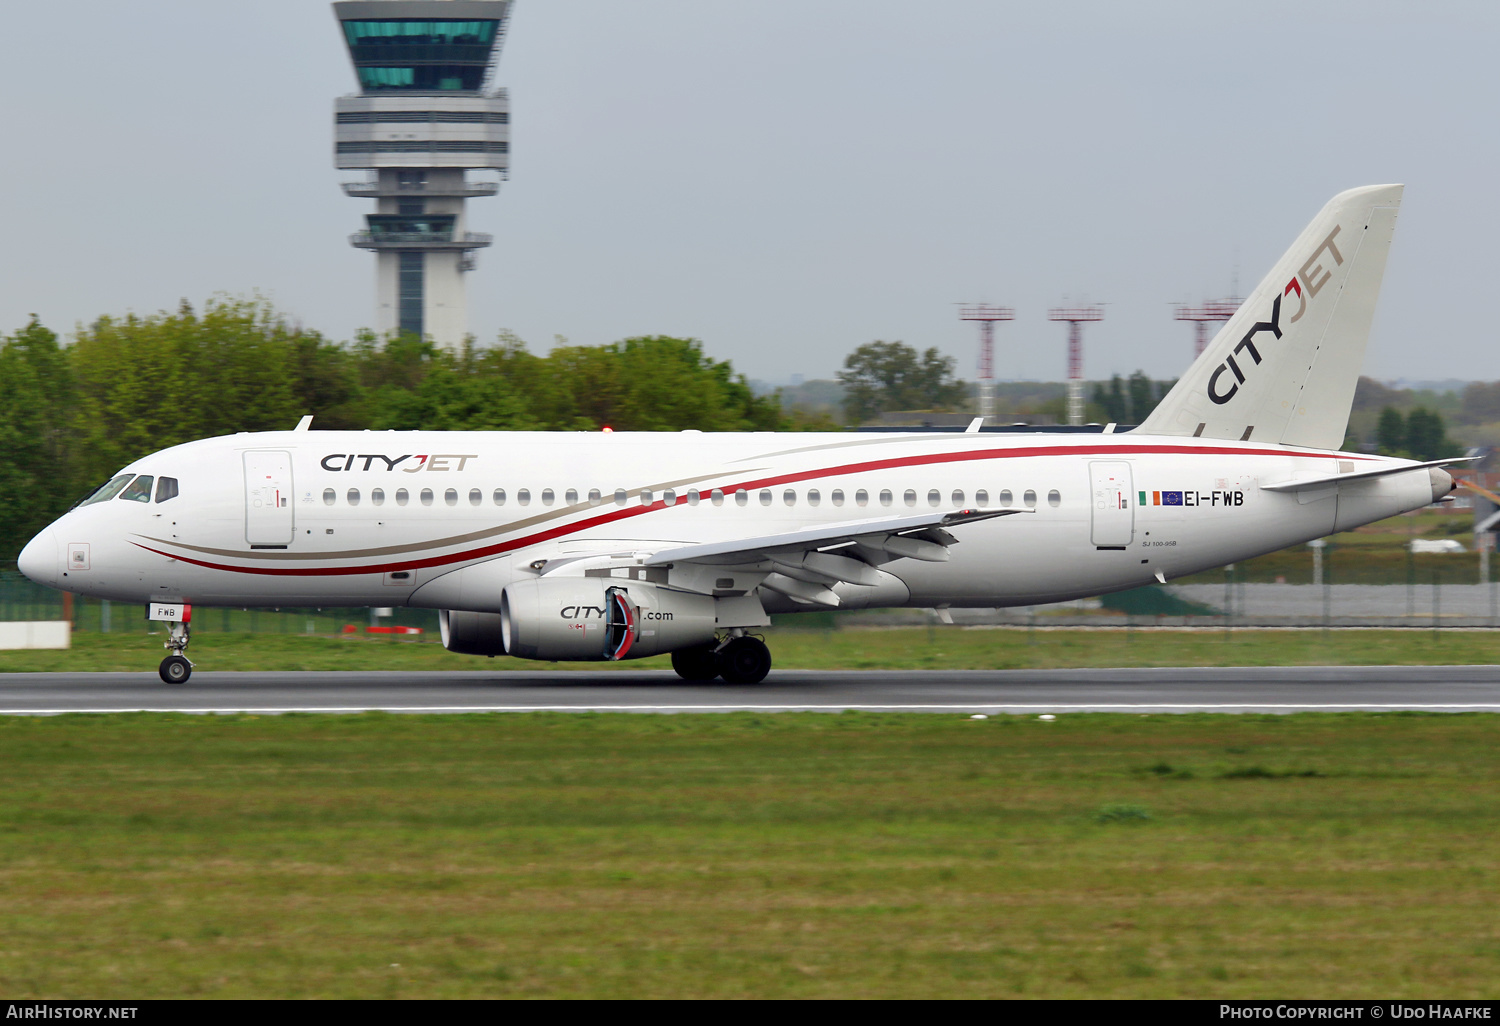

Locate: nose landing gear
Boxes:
[158,620,193,684]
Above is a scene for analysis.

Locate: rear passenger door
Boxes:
[1089,461,1134,548]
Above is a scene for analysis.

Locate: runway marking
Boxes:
[4,704,1500,716]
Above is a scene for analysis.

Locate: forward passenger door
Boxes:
[244,451,294,546]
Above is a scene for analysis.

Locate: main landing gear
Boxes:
[159,620,193,684]
[670,634,773,685]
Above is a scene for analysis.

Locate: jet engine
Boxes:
[439,609,508,657]
[453,578,722,662]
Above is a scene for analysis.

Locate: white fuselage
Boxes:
[19,428,1435,614]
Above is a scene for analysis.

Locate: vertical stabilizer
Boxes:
[1136,185,1403,449]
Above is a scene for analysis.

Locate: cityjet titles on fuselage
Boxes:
[318,454,479,472]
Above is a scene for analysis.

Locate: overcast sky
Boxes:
[2,0,1496,384]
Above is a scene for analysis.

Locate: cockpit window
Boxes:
[119,475,154,502]
[79,474,134,506]
[155,477,179,503]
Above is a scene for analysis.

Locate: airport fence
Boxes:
[0,570,442,639]
[5,560,1500,635]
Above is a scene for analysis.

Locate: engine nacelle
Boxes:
[498,578,721,662]
[439,609,507,657]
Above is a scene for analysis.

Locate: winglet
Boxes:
[294,415,314,432]
[966,417,985,433]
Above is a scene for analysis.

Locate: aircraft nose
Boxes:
[17,527,59,586]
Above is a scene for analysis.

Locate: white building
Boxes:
[333,1,512,347]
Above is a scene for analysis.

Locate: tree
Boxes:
[68,297,309,487]
[0,318,77,561]
[1091,375,1128,423]
[1376,407,1407,455]
[836,341,966,425]
[1127,371,1159,422]
[1404,407,1462,462]
[0,298,812,563]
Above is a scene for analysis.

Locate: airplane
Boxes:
[17,184,1462,685]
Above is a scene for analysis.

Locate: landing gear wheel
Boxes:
[716,636,772,685]
[671,645,721,682]
[159,655,192,685]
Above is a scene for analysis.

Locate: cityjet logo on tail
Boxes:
[319,454,478,472]
[1206,226,1344,406]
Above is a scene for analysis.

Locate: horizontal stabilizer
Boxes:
[1260,457,1475,493]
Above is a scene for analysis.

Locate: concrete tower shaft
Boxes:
[333,0,513,347]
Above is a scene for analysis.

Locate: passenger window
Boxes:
[588,488,602,506]
[663,489,677,505]
[999,489,1013,507]
[952,489,965,506]
[614,488,627,506]
[518,489,531,506]
[807,489,820,507]
[783,489,796,507]
[120,476,154,503]
[323,488,336,506]
[927,489,941,507]
[421,488,434,506]
[1048,489,1061,508]
[687,489,700,506]
[80,474,134,506]
[347,488,361,506]
[880,489,893,507]
[975,489,989,506]
[735,489,748,507]
[565,488,578,504]
[856,489,869,507]
[493,488,506,506]
[903,489,917,507]
[396,488,409,506]
[641,490,654,506]
[469,488,482,507]
[155,477,179,503]
[1024,489,1037,508]
[541,488,555,506]
[831,489,844,507]
[759,489,773,506]
[711,488,724,506]
[371,488,385,506]
[443,488,457,507]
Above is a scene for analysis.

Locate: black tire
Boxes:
[716,636,772,685]
[159,655,192,685]
[671,645,721,682]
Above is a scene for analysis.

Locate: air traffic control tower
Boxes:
[333,1,512,346]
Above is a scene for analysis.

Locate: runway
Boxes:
[0,666,1498,715]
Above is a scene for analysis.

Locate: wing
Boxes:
[641,507,1027,607]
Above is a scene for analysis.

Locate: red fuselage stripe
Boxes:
[132,443,1361,578]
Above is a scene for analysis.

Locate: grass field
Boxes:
[3,625,1500,673]
[0,712,1496,998]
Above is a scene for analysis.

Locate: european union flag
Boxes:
[1162,491,1184,506]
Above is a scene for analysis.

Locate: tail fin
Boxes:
[1137,184,1403,449]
